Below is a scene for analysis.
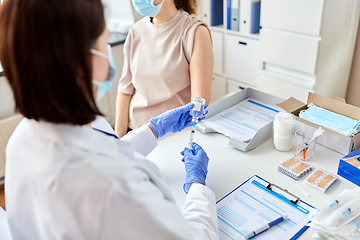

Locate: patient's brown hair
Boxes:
[0,0,105,125]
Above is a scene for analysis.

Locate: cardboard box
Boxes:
[338,148,360,187]
[278,92,360,155]
[197,88,284,152]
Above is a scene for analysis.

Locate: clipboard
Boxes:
[216,175,318,240]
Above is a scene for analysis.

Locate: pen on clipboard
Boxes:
[245,215,288,239]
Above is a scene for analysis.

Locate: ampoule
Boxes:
[188,97,206,150]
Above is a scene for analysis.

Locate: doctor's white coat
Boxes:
[5,118,218,240]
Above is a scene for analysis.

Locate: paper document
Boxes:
[217,175,317,240]
[202,98,283,142]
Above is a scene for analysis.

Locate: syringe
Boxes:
[328,202,360,228]
[187,97,205,150]
[188,122,196,149]
[317,191,354,218]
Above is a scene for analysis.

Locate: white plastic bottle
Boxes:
[273,112,296,151]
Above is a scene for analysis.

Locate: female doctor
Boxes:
[0,0,218,239]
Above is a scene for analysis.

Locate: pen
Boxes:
[245,215,288,239]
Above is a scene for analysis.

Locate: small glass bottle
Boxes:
[190,97,206,123]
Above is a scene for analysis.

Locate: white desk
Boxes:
[147,128,357,239]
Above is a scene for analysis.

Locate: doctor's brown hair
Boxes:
[0,0,105,125]
[174,0,198,15]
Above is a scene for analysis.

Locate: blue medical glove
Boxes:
[180,142,209,194]
[149,103,208,138]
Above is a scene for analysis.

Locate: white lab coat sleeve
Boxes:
[100,166,195,240]
[182,184,219,240]
[120,125,157,156]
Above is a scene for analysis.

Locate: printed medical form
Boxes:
[203,98,283,142]
[216,176,317,240]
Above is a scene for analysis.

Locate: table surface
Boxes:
[147,127,357,239]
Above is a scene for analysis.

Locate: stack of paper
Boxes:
[217,175,318,239]
[202,98,283,142]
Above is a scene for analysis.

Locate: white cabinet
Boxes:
[198,0,359,103]
[260,29,319,75]
[260,0,324,36]
[198,0,261,103]
[211,31,223,74]
[211,74,226,102]
[259,0,360,101]
[225,34,260,86]
[227,79,249,94]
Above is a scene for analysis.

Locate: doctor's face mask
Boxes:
[132,0,165,17]
[90,44,116,101]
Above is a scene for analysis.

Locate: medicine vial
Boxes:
[190,97,206,123]
[273,112,296,151]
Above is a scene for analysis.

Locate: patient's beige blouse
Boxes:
[118,10,208,129]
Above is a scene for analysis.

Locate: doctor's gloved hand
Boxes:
[180,142,209,194]
[148,103,208,138]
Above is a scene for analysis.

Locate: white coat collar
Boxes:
[26,119,119,158]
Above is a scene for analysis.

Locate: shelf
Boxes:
[213,71,224,76]
[226,77,257,88]
[209,25,224,32]
[208,26,261,41]
[226,30,260,40]
[212,71,259,89]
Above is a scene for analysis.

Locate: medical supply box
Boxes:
[197,88,284,152]
[338,148,360,187]
[278,92,360,155]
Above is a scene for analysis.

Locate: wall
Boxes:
[0,76,15,119]
[346,18,360,107]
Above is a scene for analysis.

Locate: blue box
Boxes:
[338,148,360,187]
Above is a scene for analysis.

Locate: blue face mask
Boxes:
[90,44,116,101]
[300,105,360,137]
[132,0,164,17]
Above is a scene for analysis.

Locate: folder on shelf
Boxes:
[227,0,231,29]
[231,0,240,31]
[201,0,210,26]
[217,175,318,240]
[240,0,260,34]
[251,1,261,34]
[210,0,223,26]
